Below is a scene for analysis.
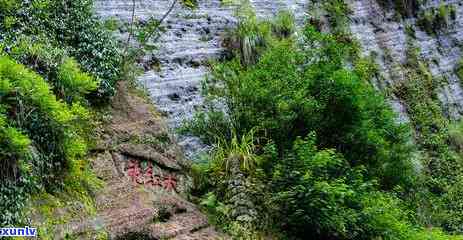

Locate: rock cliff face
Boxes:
[94,0,463,155]
[94,0,309,157]
[31,82,228,239]
[347,0,463,121]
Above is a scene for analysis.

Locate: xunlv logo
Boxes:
[0,227,37,237]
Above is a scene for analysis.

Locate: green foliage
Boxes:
[0,55,96,226]
[0,110,33,225]
[269,135,462,239]
[449,120,463,152]
[57,58,98,103]
[225,5,272,66]
[185,21,442,238]
[376,0,421,17]
[200,26,414,188]
[187,7,463,238]
[0,0,122,103]
[182,0,198,9]
[0,113,31,160]
[210,130,261,174]
[222,7,296,67]
[103,17,120,32]
[199,192,265,239]
[359,192,463,240]
[386,35,463,234]
[200,192,231,225]
[439,177,463,234]
[272,11,295,38]
[354,53,380,82]
[417,4,457,35]
[0,0,117,230]
[323,0,352,35]
[270,134,365,239]
[180,110,231,145]
[8,36,99,104]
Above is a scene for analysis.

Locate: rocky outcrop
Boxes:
[31,82,228,239]
[87,82,227,239]
[347,0,463,120]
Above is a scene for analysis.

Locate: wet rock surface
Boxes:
[95,0,463,157]
[94,0,309,158]
[347,0,463,120]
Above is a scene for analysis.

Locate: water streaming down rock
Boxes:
[94,0,463,158]
[94,0,308,158]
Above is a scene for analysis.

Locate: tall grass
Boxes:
[211,129,261,174]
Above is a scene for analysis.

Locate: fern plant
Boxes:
[0,55,96,225]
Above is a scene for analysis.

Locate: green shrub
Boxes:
[225,7,272,66]
[0,55,93,225]
[272,11,295,38]
[448,120,463,152]
[270,134,363,238]
[0,0,116,228]
[0,113,30,161]
[323,0,352,35]
[376,0,421,17]
[210,129,261,174]
[57,58,98,103]
[0,0,122,103]
[185,24,432,239]
[186,5,463,239]
[416,4,456,34]
[202,26,415,188]
[354,53,380,82]
[440,177,463,234]
[221,6,299,67]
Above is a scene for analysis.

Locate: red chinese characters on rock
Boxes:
[127,161,142,184]
[126,160,177,192]
[163,175,177,191]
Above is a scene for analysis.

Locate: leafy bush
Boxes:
[417,4,456,35]
[0,0,122,103]
[57,58,98,103]
[271,11,295,38]
[270,134,365,238]
[186,9,463,238]
[268,134,461,239]
[376,0,421,17]
[389,36,463,233]
[0,55,94,225]
[0,0,118,229]
[223,5,271,66]
[323,0,352,35]
[201,26,415,189]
